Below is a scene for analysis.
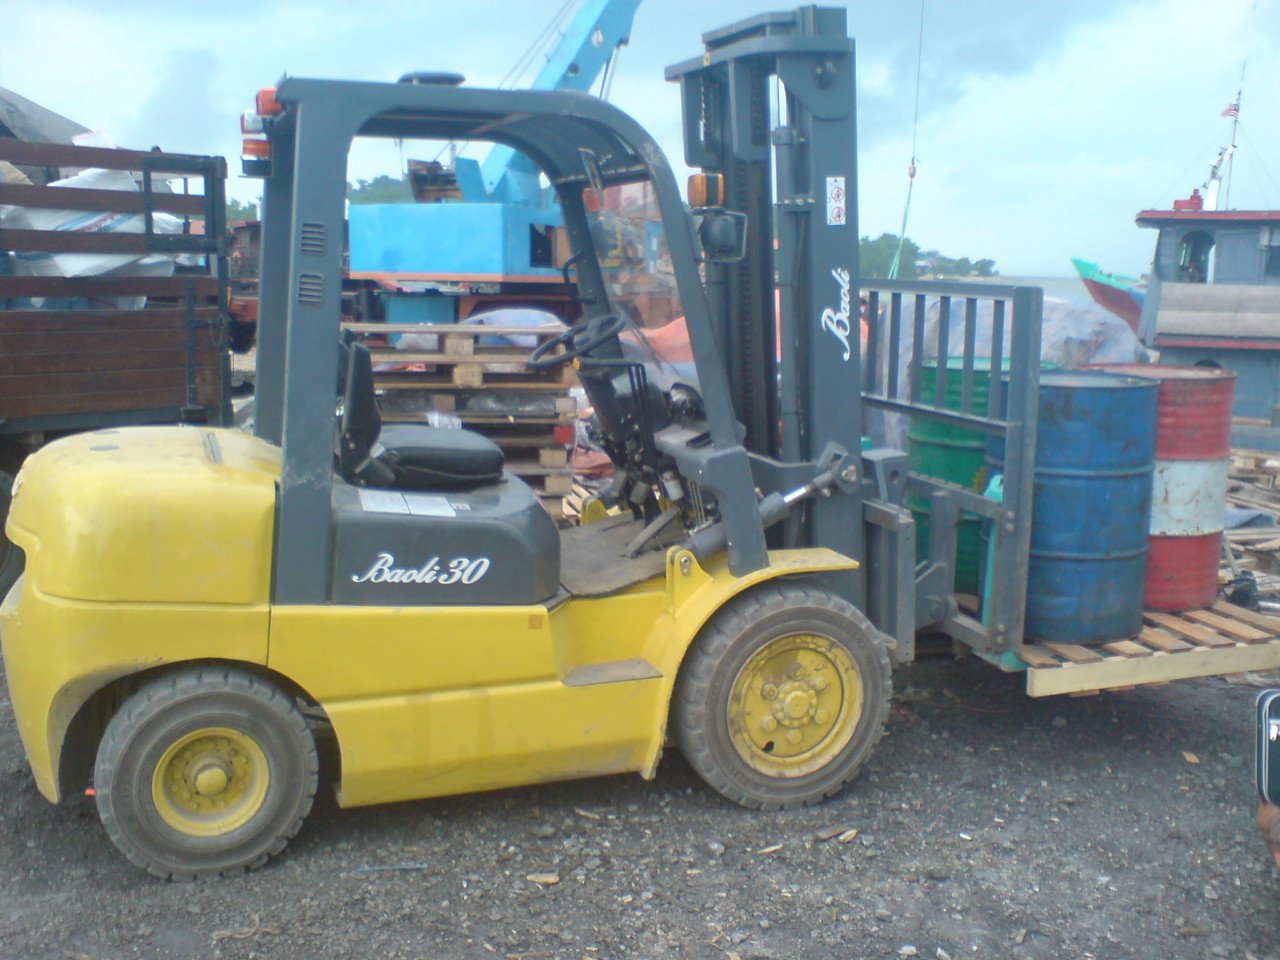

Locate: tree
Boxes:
[856,233,998,279]
[226,197,258,222]
[348,175,412,204]
[859,233,920,279]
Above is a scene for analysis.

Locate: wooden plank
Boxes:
[0,182,209,216]
[453,414,573,425]
[1015,646,1062,669]
[1225,526,1280,540]
[381,411,574,427]
[0,366,196,397]
[365,349,537,366]
[0,331,187,358]
[0,138,222,173]
[0,275,219,298]
[348,270,567,285]
[427,393,455,412]
[1213,600,1280,633]
[451,364,485,389]
[538,448,569,468]
[345,322,568,338]
[1143,611,1234,647]
[1102,640,1154,659]
[1027,639,1280,697]
[0,307,220,335]
[533,474,575,496]
[0,227,149,254]
[373,375,570,392]
[0,387,186,419]
[0,227,209,255]
[473,429,565,447]
[0,346,200,377]
[1139,627,1193,652]
[443,334,476,356]
[505,460,575,477]
[1041,642,1104,664]
[1183,609,1272,642]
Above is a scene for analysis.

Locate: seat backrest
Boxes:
[337,340,383,481]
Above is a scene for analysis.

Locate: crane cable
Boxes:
[499,0,578,90]
[888,0,926,280]
[432,0,579,163]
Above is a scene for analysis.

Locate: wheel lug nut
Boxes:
[813,676,828,691]
[761,683,778,700]
[814,708,829,725]
[761,716,778,732]
[786,729,802,744]
[792,666,803,679]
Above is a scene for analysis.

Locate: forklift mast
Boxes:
[667,6,866,589]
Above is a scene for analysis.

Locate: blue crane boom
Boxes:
[479,0,642,205]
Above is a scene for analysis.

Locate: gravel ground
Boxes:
[0,655,1276,960]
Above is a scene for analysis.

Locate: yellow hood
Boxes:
[7,427,280,605]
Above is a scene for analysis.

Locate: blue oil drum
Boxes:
[988,370,1158,644]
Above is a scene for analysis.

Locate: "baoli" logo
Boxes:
[820,267,853,362]
[351,553,491,586]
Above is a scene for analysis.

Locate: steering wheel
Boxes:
[528,314,626,369]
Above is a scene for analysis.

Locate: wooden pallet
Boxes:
[374,369,574,391]
[347,322,577,391]
[515,469,575,498]
[348,322,580,517]
[468,426,571,468]
[1014,601,1280,696]
[381,396,576,426]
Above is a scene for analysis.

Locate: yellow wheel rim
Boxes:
[151,727,270,837]
[727,633,862,778]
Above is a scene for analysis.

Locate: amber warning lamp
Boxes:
[687,172,724,208]
[241,137,272,178]
[255,87,283,117]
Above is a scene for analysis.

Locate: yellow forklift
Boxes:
[0,7,924,878]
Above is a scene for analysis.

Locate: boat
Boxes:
[1076,91,1280,420]
[1071,257,1145,334]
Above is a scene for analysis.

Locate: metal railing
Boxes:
[861,279,1043,654]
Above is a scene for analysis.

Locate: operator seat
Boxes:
[337,337,505,492]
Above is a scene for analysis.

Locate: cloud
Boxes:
[2,0,1276,274]
[859,0,1280,274]
[121,49,233,154]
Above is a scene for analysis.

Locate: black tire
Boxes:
[673,582,891,810]
[94,666,318,880]
[0,470,21,599]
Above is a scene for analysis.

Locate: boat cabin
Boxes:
[1136,200,1280,419]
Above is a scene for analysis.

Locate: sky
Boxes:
[3,0,1278,277]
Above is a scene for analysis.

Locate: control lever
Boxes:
[685,466,839,564]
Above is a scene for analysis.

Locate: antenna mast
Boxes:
[1222,60,1245,210]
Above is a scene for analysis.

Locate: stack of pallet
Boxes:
[1226,448,1280,588]
[341,321,577,518]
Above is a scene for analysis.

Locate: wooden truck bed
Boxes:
[0,139,229,434]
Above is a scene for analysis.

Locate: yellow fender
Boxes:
[635,546,858,777]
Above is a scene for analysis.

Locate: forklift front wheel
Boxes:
[93,667,319,880]
[674,583,891,810]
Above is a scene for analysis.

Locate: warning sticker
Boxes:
[825,176,847,226]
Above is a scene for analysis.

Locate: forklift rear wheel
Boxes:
[93,667,319,880]
[674,583,891,810]
[0,470,21,599]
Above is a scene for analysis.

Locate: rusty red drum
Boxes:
[1088,364,1235,611]
[1145,532,1223,611]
